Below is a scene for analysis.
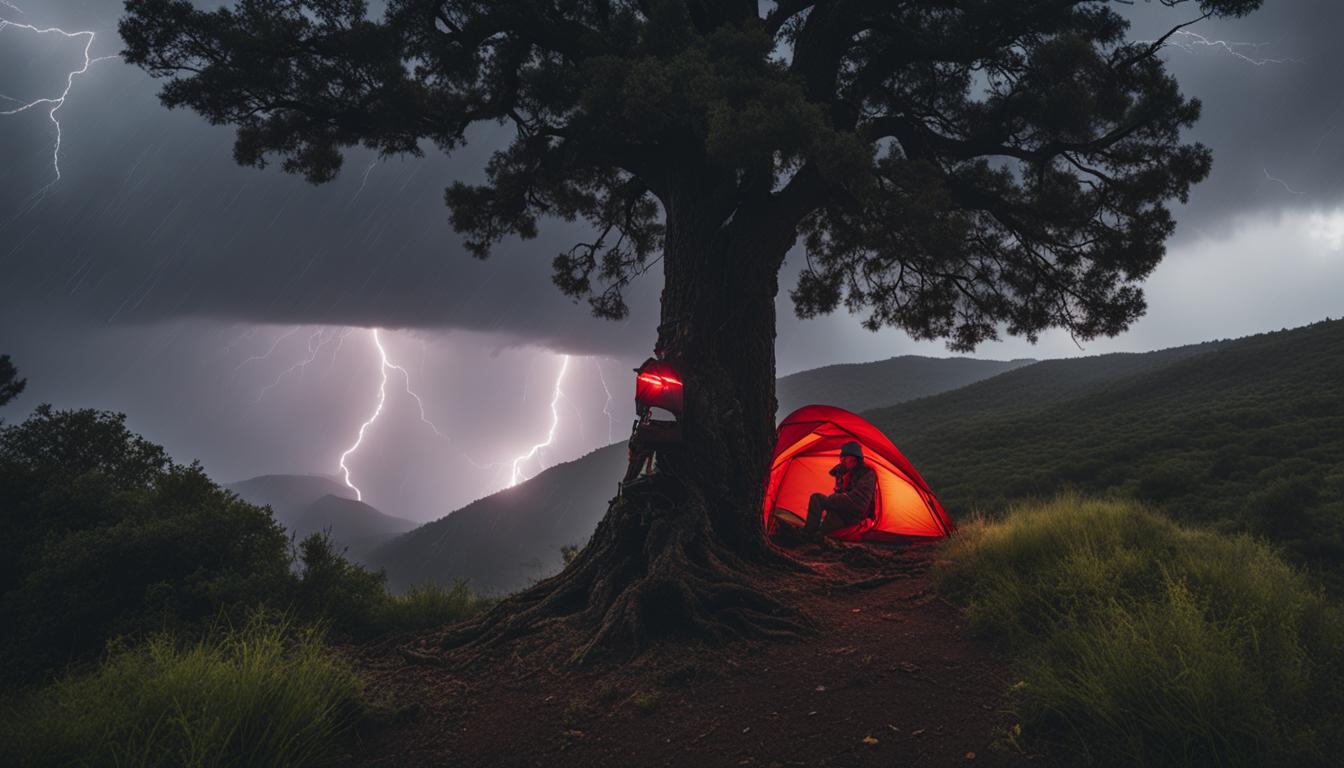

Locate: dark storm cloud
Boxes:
[0,0,656,358]
[1122,0,1344,238]
[2,0,1341,353]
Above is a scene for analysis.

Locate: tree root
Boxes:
[417,493,815,666]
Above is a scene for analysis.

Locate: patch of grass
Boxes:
[563,696,591,724]
[593,679,623,706]
[376,580,491,632]
[936,494,1344,767]
[0,612,363,768]
[631,690,661,713]
[291,533,491,637]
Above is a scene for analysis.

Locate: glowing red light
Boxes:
[638,372,683,388]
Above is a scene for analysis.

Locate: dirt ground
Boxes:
[332,543,1038,768]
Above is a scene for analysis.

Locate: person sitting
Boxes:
[804,441,877,537]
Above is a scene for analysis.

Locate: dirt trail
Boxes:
[333,545,1033,768]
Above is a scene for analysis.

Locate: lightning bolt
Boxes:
[1133,25,1311,198]
[0,9,120,201]
[338,332,389,502]
[222,327,257,355]
[381,333,449,440]
[595,358,615,444]
[232,327,595,502]
[338,329,452,501]
[348,160,378,206]
[232,327,300,373]
[1263,168,1305,196]
[1166,31,1306,66]
[509,355,570,486]
[322,327,356,379]
[257,328,343,401]
[1139,29,1306,67]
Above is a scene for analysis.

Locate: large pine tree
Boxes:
[120,0,1263,658]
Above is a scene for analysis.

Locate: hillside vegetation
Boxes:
[0,404,489,767]
[869,319,1344,580]
[0,404,487,672]
[0,615,363,768]
[937,496,1344,767]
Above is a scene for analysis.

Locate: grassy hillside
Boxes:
[374,355,1024,593]
[870,319,1344,577]
[1,616,364,768]
[937,496,1344,766]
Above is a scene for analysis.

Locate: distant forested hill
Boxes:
[371,355,1024,593]
[776,355,1032,415]
[227,474,416,561]
[370,443,629,594]
[868,319,1344,577]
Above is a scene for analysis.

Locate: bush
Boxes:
[936,494,1344,767]
[0,406,292,684]
[0,406,488,684]
[291,531,490,635]
[0,613,363,768]
[378,580,490,631]
[290,531,390,632]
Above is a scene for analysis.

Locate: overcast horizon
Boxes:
[3,1,1342,522]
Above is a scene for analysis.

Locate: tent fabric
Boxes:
[764,405,954,540]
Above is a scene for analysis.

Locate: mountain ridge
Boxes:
[226,474,416,562]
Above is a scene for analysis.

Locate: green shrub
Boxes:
[0,406,292,684]
[561,543,581,566]
[291,532,489,635]
[290,531,390,632]
[0,613,363,768]
[0,407,489,684]
[377,580,490,631]
[937,494,1344,767]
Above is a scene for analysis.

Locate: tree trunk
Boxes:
[430,184,811,663]
[655,196,790,557]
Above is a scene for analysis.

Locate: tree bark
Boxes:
[655,191,795,557]
[431,181,812,663]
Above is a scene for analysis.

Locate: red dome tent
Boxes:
[764,405,954,540]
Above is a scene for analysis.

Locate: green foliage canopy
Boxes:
[120,0,1262,350]
[0,354,24,411]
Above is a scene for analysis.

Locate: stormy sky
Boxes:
[1,0,1341,522]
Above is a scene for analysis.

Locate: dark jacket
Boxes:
[829,461,877,518]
